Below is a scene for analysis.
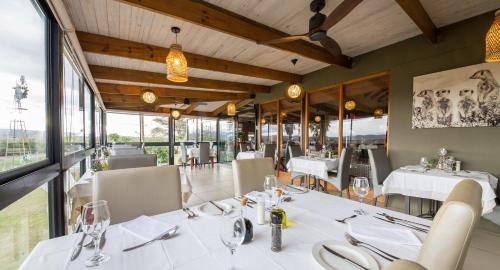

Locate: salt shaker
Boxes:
[456,161,461,172]
[256,196,265,225]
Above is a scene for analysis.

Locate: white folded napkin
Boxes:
[120,215,175,241]
[400,165,426,172]
[348,222,422,246]
[245,191,271,202]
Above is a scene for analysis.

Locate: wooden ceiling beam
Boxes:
[211,101,232,117]
[184,104,199,114]
[105,105,213,117]
[118,0,350,67]
[101,94,177,104]
[90,65,270,93]
[395,0,437,43]
[77,31,301,82]
[96,83,251,100]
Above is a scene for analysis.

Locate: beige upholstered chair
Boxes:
[94,165,182,224]
[232,157,275,197]
[384,179,482,270]
[108,154,157,170]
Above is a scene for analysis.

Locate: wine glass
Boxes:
[352,177,370,203]
[420,157,429,168]
[219,209,246,270]
[82,200,111,267]
[264,175,277,194]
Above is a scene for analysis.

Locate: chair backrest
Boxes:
[240,142,249,152]
[112,148,144,156]
[232,157,275,197]
[263,144,276,161]
[94,165,182,224]
[368,148,392,185]
[198,142,210,164]
[337,148,353,190]
[108,154,157,170]
[416,179,482,270]
[289,144,302,158]
[180,143,188,163]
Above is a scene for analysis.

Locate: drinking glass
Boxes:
[82,200,111,267]
[264,175,277,194]
[219,209,246,270]
[420,157,429,168]
[352,177,370,203]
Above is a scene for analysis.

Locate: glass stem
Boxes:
[93,234,101,257]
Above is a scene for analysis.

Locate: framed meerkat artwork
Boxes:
[412,62,500,129]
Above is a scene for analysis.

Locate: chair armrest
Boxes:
[384,260,426,270]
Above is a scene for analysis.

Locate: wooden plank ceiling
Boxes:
[63,0,500,116]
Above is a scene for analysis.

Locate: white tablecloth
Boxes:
[287,156,338,179]
[187,148,216,158]
[382,168,498,215]
[236,151,264,160]
[21,190,428,270]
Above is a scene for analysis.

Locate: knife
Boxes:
[209,200,225,213]
[322,245,369,270]
[377,213,430,228]
[374,216,429,233]
[286,185,305,192]
[70,233,87,261]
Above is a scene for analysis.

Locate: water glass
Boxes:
[264,175,277,194]
[82,200,111,267]
[420,157,429,168]
[352,177,370,203]
[219,209,246,270]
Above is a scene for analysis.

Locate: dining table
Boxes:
[383,166,498,215]
[287,156,339,180]
[236,151,264,160]
[21,190,429,270]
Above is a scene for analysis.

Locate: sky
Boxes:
[0,0,47,131]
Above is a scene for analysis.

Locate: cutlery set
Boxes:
[182,207,197,218]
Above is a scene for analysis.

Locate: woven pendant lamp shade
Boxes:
[486,10,500,62]
[171,109,181,120]
[166,44,188,82]
[227,102,236,116]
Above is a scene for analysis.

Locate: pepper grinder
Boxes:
[240,197,254,244]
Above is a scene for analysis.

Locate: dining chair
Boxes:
[94,165,183,224]
[180,143,189,167]
[385,179,482,270]
[239,142,249,152]
[108,154,157,170]
[288,144,306,186]
[263,144,276,163]
[232,157,275,197]
[197,142,212,167]
[368,148,392,206]
[324,148,353,197]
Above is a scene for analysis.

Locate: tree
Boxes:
[108,133,120,142]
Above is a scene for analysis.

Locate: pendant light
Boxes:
[141,89,157,104]
[344,100,356,111]
[261,118,266,125]
[166,27,188,82]
[486,10,500,62]
[285,59,303,99]
[373,108,384,118]
[314,115,321,123]
[171,109,181,120]
[227,102,236,116]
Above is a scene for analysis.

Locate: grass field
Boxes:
[0,185,49,270]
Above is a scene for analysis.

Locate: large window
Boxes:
[106,113,140,143]
[63,55,84,154]
[0,0,48,173]
[84,84,92,149]
[95,103,102,147]
[202,118,217,142]
[0,183,49,269]
[143,115,169,164]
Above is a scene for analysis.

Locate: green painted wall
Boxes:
[256,11,500,175]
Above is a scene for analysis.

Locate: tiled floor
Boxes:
[184,163,500,269]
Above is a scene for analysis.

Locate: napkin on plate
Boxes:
[348,222,422,246]
[120,215,175,241]
[245,191,271,202]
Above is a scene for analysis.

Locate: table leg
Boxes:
[210,157,214,168]
[190,158,194,170]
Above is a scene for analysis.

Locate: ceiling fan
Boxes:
[259,0,363,57]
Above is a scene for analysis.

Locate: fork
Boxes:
[335,214,357,224]
[182,208,195,219]
[345,233,400,261]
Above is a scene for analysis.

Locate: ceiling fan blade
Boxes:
[319,36,342,56]
[320,0,363,31]
[258,34,309,45]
